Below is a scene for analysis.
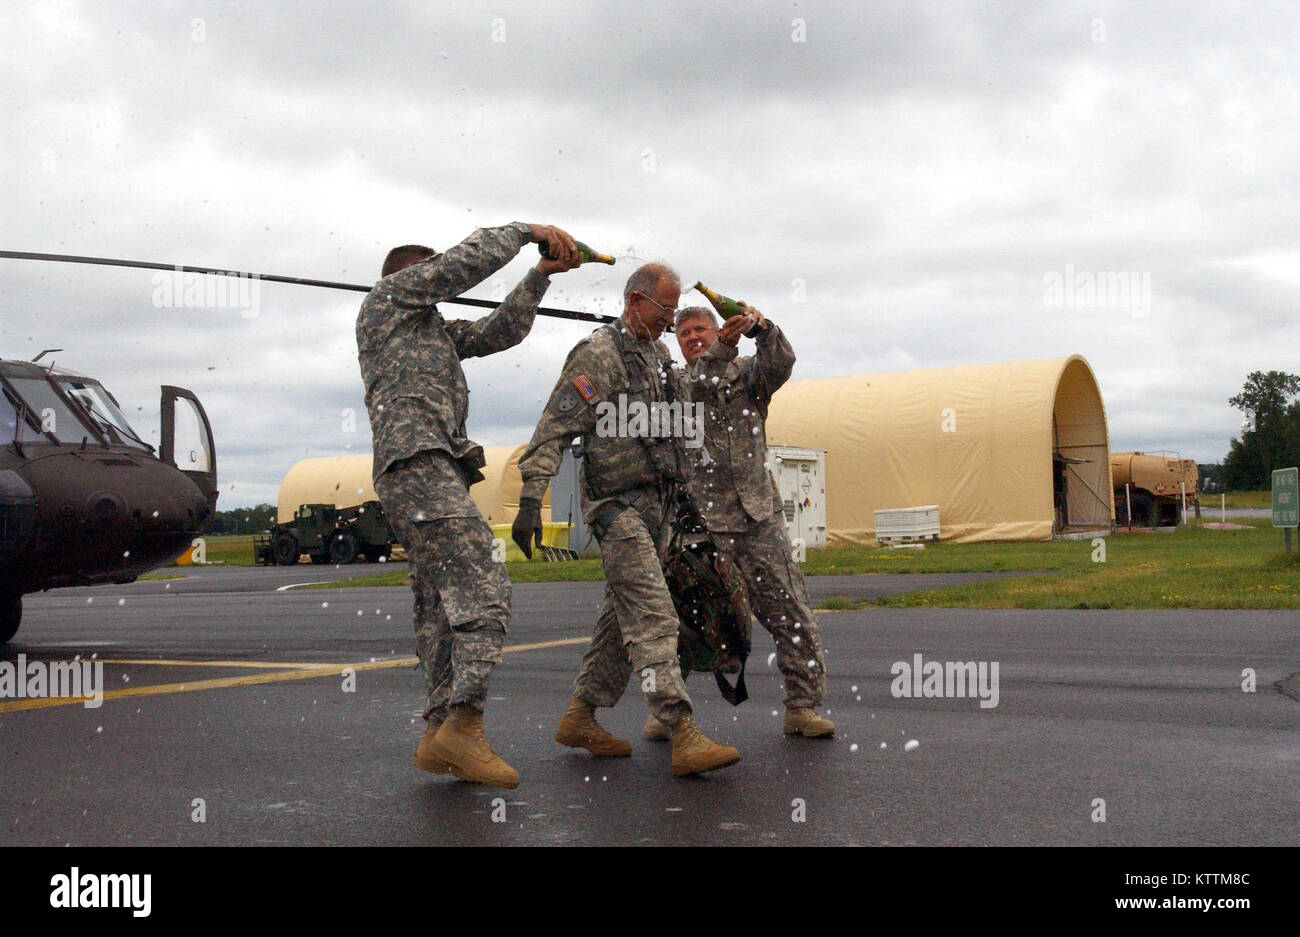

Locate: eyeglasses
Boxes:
[636,292,678,317]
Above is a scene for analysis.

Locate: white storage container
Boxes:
[874,505,940,544]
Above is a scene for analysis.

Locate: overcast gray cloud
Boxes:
[3,0,1299,508]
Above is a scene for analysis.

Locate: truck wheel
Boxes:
[1129,492,1156,528]
[329,530,360,565]
[272,532,300,566]
[0,594,21,644]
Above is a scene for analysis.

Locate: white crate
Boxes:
[874,505,940,543]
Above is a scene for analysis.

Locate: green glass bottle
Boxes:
[693,281,746,319]
[694,281,760,336]
[538,239,615,265]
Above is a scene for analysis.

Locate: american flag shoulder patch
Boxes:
[572,375,597,401]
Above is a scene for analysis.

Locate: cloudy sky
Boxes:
[3,0,1297,508]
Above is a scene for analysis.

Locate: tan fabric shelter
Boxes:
[276,446,543,524]
[763,355,1112,543]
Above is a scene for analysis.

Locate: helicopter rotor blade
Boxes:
[0,250,617,325]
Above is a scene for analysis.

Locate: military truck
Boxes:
[254,501,394,566]
[1111,452,1199,527]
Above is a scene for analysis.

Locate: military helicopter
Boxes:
[0,350,217,643]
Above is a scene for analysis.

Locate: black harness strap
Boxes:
[588,498,628,542]
[716,668,748,705]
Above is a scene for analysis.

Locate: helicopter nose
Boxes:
[0,469,38,561]
[137,483,210,536]
[113,476,209,571]
[88,489,126,524]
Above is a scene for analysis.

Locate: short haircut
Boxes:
[382,244,435,278]
[623,262,681,305]
[674,305,717,329]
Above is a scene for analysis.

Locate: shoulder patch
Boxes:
[549,389,583,417]
[549,376,597,417]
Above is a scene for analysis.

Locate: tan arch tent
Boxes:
[764,355,1112,543]
[276,445,544,524]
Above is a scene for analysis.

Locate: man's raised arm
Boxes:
[447,227,582,359]
[386,222,576,309]
[695,305,795,409]
[746,317,796,408]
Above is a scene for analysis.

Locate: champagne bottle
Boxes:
[538,239,615,265]
[692,281,746,319]
[693,281,761,336]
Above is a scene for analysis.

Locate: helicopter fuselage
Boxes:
[0,358,217,641]
[0,442,212,594]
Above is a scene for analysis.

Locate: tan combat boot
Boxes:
[555,697,632,756]
[671,712,741,776]
[783,707,836,738]
[429,706,520,789]
[413,717,451,774]
[643,714,672,741]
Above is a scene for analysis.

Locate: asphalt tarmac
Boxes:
[2,565,1297,846]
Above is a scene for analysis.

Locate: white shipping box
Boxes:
[874,505,941,543]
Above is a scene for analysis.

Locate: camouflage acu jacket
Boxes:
[518,318,687,524]
[356,222,549,483]
[686,320,795,531]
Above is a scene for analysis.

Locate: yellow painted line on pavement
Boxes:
[95,658,331,670]
[0,637,589,713]
[502,637,589,655]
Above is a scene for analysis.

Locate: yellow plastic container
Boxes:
[489,522,573,562]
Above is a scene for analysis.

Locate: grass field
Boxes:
[174,533,609,580]
[291,520,1300,610]
[826,522,1300,609]
[164,534,261,567]
[1212,489,1272,509]
[305,558,607,588]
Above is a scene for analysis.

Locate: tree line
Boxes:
[1220,370,1300,490]
[206,503,277,535]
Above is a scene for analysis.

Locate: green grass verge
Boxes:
[305,558,606,589]
[307,535,1079,590]
[163,533,260,567]
[304,520,1300,609]
[822,522,1300,609]
[1212,489,1271,509]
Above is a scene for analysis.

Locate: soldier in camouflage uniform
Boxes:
[643,303,834,740]
[356,221,581,789]
[512,263,741,777]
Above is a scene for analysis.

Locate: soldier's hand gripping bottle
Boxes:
[538,239,616,265]
[693,281,760,336]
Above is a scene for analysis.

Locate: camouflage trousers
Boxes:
[373,450,510,719]
[713,513,826,708]
[572,505,692,727]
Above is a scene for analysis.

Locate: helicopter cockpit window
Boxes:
[57,379,152,451]
[0,390,32,444]
[4,377,96,445]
